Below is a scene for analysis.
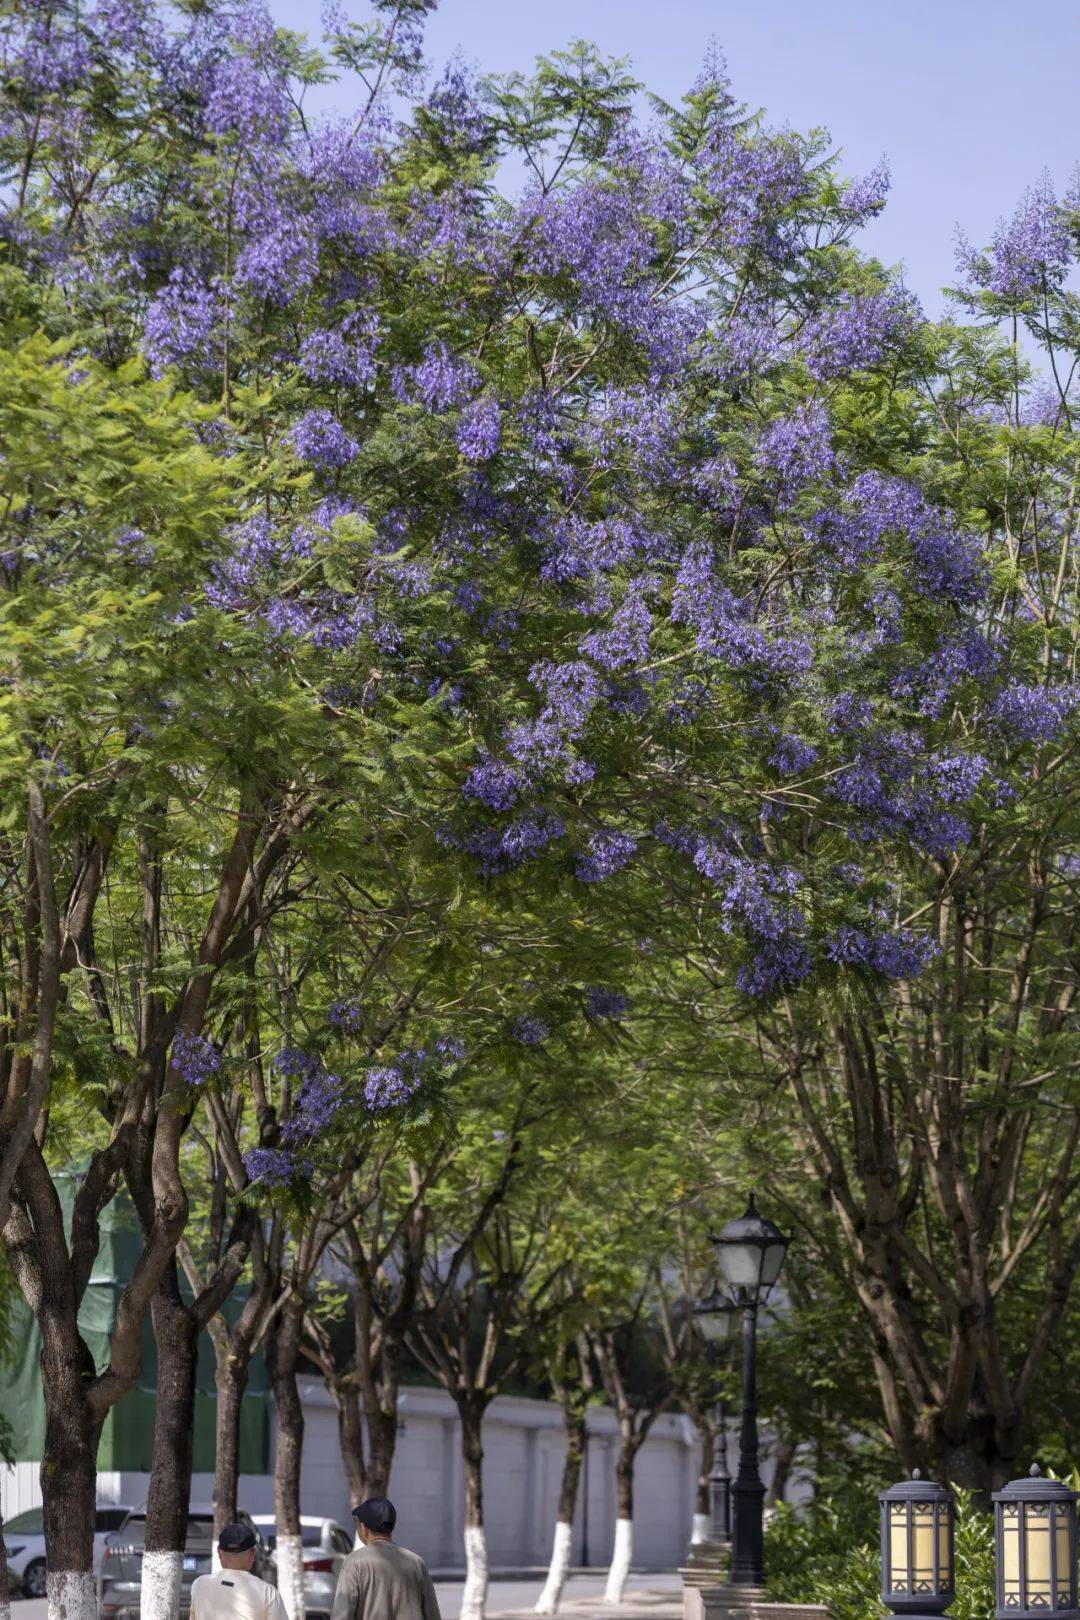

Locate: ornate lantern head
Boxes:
[993,1466,1079,1620]
[880,1472,955,1619]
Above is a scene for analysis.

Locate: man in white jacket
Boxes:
[191,1524,291,1620]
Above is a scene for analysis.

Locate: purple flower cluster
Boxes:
[956,174,1072,302]
[576,829,639,883]
[672,545,812,683]
[584,986,628,1020]
[767,734,819,775]
[755,404,834,495]
[394,343,478,412]
[364,1047,426,1111]
[327,1000,363,1035]
[511,1014,549,1046]
[443,810,566,876]
[581,597,652,673]
[290,409,360,468]
[143,268,218,376]
[825,925,936,981]
[799,286,915,380]
[831,733,988,856]
[457,396,501,462]
[463,757,523,812]
[242,1146,307,1187]
[171,1028,222,1086]
[988,680,1076,744]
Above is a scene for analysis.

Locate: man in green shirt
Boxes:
[331,1500,441,1620]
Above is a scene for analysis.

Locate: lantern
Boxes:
[879,1472,955,1619]
[712,1193,789,1304]
[993,1466,1079,1620]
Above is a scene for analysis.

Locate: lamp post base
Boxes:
[680,1539,731,1588]
[682,1583,829,1620]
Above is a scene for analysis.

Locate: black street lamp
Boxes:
[692,1288,737,1541]
[711,1193,790,1589]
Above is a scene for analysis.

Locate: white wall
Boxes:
[2,1384,808,1573]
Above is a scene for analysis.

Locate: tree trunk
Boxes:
[142,1262,198,1620]
[766,1436,796,1509]
[459,1398,488,1620]
[40,1340,100,1620]
[211,1331,252,1538]
[268,1299,306,1620]
[330,1378,366,1509]
[0,1512,10,1620]
[603,1434,636,1606]
[535,1397,585,1614]
[691,1426,714,1544]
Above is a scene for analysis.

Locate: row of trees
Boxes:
[1,0,1079,1617]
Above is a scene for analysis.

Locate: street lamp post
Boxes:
[692,1289,737,1541]
[711,1193,790,1589]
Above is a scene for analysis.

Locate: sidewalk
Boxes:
[434,1572,683,1620]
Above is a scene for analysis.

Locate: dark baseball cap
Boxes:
[352,1498,396,1533]
[218,1523,257,1552]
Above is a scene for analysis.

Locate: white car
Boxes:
[251,1517,355,1619]
[4,1504,132,1598]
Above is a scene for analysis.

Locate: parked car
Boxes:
[250,1517,354,1619]
[3,1505,132,1599]
[99,1506,274,1619]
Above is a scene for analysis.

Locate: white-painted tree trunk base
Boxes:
[459,1525,489,1620]
[276,1534,306,1620]
[690,1514,711,1546]
[603,1519,633,1605]
[47,1571,98,1620]
[535,1520,573,1614]
[141,1551,183,1620]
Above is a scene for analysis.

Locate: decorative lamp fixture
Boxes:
[993,1466,1079,1620]
[692,1288,737,1342]
[879,1472,955,1620]
[711,1193,790,1304]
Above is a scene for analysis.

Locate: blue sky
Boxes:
[270,0,1078,314]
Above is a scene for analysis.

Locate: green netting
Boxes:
[0,1173,268,1472]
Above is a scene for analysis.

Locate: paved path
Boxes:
[14,1572,683,1620]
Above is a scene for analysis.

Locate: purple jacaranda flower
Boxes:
[957,173,1072,303]
[243,1146,308,1187]
[511,1014,550,1046]
[584,986,628,1020]
[171,1028,221,1086]
[143,268,218,376]
[825,925,936,981]
[290,409,359,468]
[988,680,1076,743]
[463,757,523,812]
[576,829,638,883]
[457,396,501,462]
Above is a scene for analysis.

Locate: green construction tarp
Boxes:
[0,1173,269,1473]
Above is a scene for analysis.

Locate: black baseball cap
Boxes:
[352,1498,396,1533]
[218,1523,257,1552]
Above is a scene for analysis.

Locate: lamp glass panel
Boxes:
[937,1516,952,1588]
[697,1310,728,1343]
[1024,1505,1053,1607]
[1001,1505,1022,1608]
[760,1239,787,1288]
[889,1504,910,1593]
[717,1245,760,1291]
[911,1501,938,1592]
[1053,1510,1072,1605]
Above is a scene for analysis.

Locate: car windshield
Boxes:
[5,1509,43,1534]
[260,1527,323,1551]
[96,1510,129,1532]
